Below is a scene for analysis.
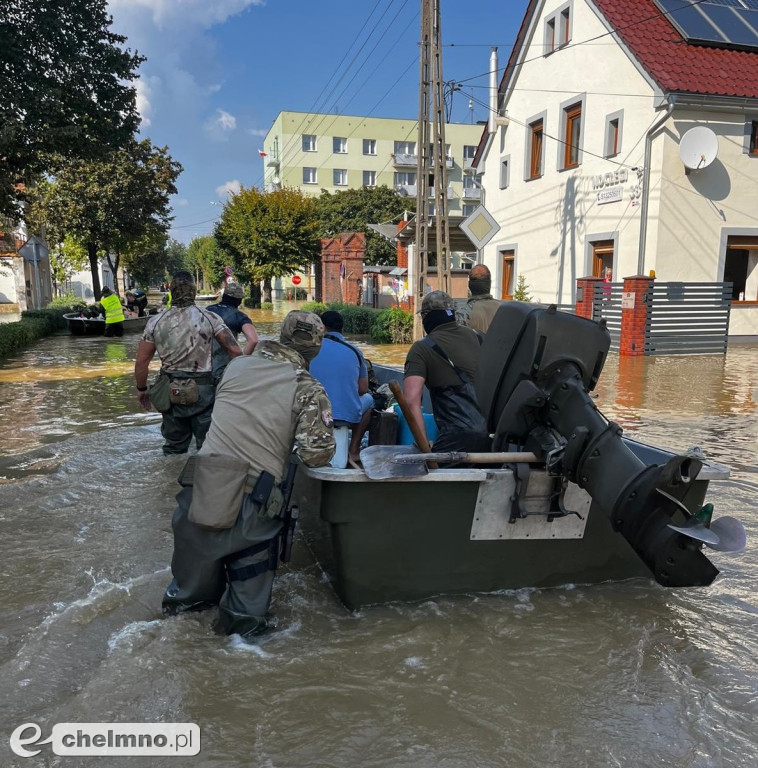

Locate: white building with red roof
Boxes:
[474,0,758,337]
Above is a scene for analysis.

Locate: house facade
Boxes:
[475,0,758,337]
[262,111,484,217]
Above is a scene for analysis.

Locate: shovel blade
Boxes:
[360,445,429,480]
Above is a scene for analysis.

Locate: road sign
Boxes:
[224,266,232,276]
[292,275,302,285]
[459,205,500,250]
[226,276,235,284]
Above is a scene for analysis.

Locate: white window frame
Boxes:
[333,169,348,186]
[499,156,510,189]
[333,137,348,154]
[394,140,416,156]
[363,170,376,187]
[604,110,624,158]
[303,167,317,185]
[302,134,317,152]
[393,171,416,186]
[363,138,377,156]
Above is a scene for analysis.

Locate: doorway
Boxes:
[501,250,514,299]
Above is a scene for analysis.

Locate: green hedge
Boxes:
[299,301,413,343]
[0,307,77,359]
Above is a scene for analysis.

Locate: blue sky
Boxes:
[107,0,529,244]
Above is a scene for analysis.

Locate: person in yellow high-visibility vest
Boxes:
[100,287,125,337]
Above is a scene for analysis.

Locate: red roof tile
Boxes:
[592,0,758,99]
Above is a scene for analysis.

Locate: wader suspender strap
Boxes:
[324,333,364,367]
[224,539,277,582]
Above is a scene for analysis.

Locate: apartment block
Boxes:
[261,111,484,216]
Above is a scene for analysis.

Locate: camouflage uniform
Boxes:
[142,305,229,454]
[163,312,335,640]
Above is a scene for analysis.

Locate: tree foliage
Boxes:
[50,235,89,292]
[0,0,143,219]
[313,185,415,266]
[186,236,227,290]
[215,186,320,302]
[28,138,182,298]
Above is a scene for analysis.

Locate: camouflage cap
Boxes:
[280,310,325,348]
[223,282,245,300]
[419,290,455,314]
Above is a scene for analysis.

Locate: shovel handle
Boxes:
[388,379,437,468]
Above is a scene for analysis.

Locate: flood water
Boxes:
[0,303,756,768]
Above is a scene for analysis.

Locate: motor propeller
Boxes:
[660,492,747,553]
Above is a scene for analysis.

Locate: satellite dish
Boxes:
[679,126,718,172]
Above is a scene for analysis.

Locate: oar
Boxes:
[388,379,437,468]
[360,444,540,480]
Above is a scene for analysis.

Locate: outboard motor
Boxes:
[476,302,745,588]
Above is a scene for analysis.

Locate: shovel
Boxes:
[360,444,540,480]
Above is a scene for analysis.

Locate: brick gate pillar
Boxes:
[619,275,654,357]
[575,276,603,319]
[320,232,365,305]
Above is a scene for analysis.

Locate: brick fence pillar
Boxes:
[575,276,603,319]
[320,232,365,305]
[619,275,654,357]
[396,221,409,269]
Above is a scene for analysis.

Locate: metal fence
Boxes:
[590,282,623,352]
[587,281,731,355]
[645,282,732,355]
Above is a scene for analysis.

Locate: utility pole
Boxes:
[415,0,451,339]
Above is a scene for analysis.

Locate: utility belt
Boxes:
[178,455,286,529]
[149,370,215,411]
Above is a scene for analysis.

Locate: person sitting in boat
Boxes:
[404,290,490,454]
[162,310,335,642]
[125,289,148,317]
[205,282,259,380]
[99,287,126,338]
[456,264,501,333]
[310,310,374,468]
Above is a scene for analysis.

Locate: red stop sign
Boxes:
[292,275,302,285]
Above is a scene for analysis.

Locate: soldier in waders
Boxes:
[134,271,241,455]
[162,310,335,640]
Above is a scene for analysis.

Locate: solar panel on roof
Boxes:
[655,0,758,50]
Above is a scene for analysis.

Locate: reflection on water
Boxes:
[0,305,757,768]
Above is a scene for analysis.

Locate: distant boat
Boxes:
[63,312,152,336]
[196,294,219,302]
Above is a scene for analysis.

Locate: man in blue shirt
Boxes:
[310,310,374,467]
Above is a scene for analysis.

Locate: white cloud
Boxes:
[246,128,267,137]
[174,197,190,207]
[109,0,265,30]
[135,76,157,127]
[216,180,242,198]
[214,109,237,131]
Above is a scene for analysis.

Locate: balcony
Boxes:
[462,186,482,201]
[392,153,418,167]
[428,186,454,199]
[266,156,279,169]
[395,184,417,198]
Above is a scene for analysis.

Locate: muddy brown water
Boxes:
[0,305,756,767]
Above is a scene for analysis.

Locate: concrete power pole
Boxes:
[415,0,451,339]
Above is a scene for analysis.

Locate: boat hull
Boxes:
[294,440,727,610]
[63,313,151,335]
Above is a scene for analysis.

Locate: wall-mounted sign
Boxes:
[621,292,636,309]
[597,187,623,205]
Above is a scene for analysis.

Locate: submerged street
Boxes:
[0,309,757,768]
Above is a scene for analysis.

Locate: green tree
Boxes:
[28,138,182,298]
[513,274,532,302]
[0,0,143,219]
[215,186,320,304]
[163,239,189,280]
[50,235,89,294]
[313,185,415,266]
[186,235,226,290]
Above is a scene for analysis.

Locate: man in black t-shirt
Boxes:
[403,290,490,454]
[206,283,259,379]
